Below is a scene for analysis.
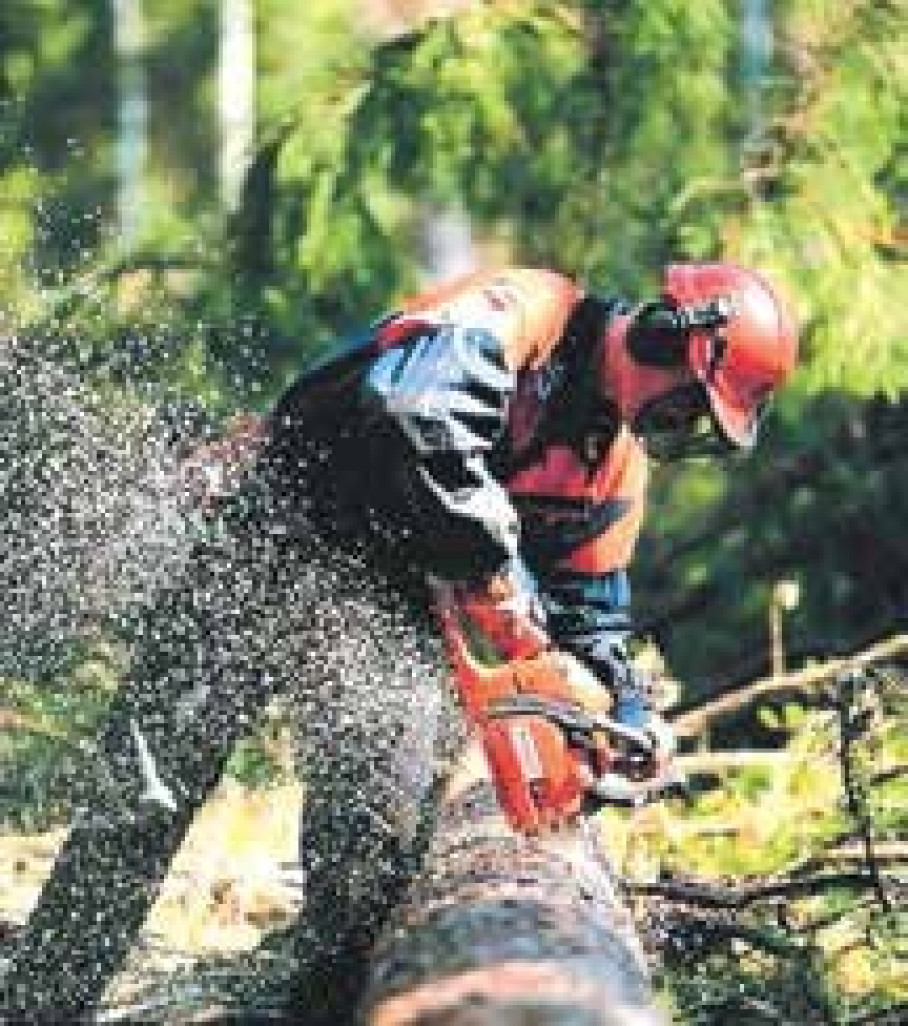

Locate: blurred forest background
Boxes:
[1,1,905,1022]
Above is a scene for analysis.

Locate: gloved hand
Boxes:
[436,592,677,832]
[610,665,676,775]
[642,708,676,768]
[454,563,549,660]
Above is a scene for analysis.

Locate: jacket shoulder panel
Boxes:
[385,267,583,371]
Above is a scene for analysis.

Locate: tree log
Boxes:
[361,744,666,1025]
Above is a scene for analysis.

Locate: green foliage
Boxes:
[614,668,907,1022]
[635,393,906,693]
[237,0,741,381]
[0,0,110,302]
[0,0,902,737]
[734,0,908,397]
[0,639,121,831]
[235,0,907,684]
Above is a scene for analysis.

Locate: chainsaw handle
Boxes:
[485,695,656,759]
[585,768,689,809]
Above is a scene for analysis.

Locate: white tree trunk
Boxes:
[740,0,773,150]
[422,204,476,280]
[112,0,147,245]
[218,0,255,211]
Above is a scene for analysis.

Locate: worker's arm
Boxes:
[363,321,523,577]
[542,568,642,716]
[363,269,582,634]
[540,566,675,755]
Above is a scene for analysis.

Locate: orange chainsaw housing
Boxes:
[482,714,606,832]
[436,601,613,833]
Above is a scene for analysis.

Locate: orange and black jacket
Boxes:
[269,268,649,702]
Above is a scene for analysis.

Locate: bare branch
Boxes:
[845,1000,908,1025]
[675,749,790,774]
[835,671,893,911]
[624,871,905,909]
[672,634,908,737]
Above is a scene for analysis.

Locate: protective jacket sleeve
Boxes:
[362,322,522,579]
[360,268,583,583]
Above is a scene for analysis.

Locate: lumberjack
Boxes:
[4,263,796,1021]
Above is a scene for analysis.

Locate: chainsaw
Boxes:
[436,599,685,831]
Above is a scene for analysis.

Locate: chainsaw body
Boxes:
[437,601,682,832]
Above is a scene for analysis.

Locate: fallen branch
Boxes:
[675,748,789,774]
[672,633,908,738]
[790,843,908,872]
[361,743,664,1025]
[871,763,907,786]
[845,999,908,1024]
[624,871,906,910]
[660,911,806,959]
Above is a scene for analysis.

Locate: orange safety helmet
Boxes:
[663,262,798,450]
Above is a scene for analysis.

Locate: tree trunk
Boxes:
[361,744,665,1025]
[218,0,255,211]
[112,0,147,245]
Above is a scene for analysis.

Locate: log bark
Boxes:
[361,744,665,1025]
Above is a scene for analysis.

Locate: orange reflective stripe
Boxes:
[393,267,583,371]
[507,429,648,574]
[564,432,647,573]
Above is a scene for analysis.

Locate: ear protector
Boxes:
[626,297,734,368]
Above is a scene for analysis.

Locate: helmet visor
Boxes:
[692,327,778,450]
[632,381,738,460]
[704,357,772,449]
